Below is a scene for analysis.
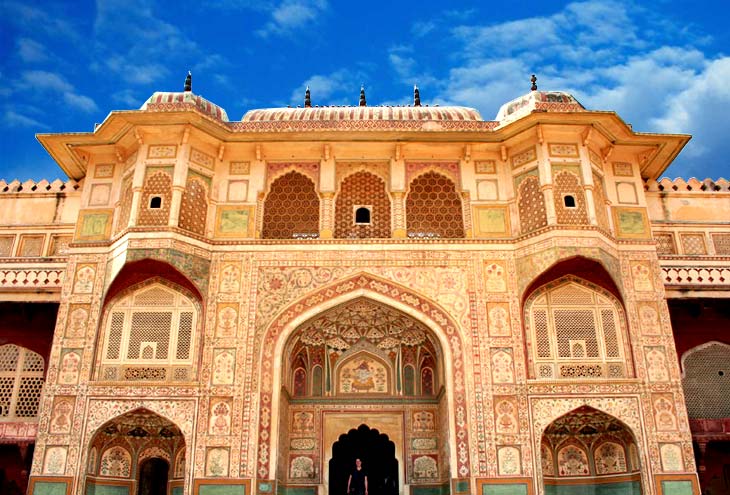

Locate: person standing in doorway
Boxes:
[347,458,368,495]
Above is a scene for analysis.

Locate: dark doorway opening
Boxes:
[329,424,398,495]
[138,457,169,495]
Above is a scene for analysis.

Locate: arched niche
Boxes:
[85,408,186,495]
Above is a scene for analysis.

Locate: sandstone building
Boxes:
[0,77,728,495]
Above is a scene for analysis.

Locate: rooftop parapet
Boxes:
[645,178,730,192]
[0,179,81,194]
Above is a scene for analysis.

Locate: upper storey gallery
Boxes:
[36,75,689,243]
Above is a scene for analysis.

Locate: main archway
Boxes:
[259,275,467,495]
[329,424,398,495]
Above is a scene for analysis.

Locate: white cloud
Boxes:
[256,0,328,37]
[17,38,48,63]
[14,70,98,114]
[63,92,99,113]
[3,109,48,129]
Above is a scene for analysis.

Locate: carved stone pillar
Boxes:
[320,192,335,239]
[391,191,407,238]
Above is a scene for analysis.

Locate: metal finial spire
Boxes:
[359,85,366,107]
[414,84,421,107]
[184,71,192,92]
[304,86,311,108]
[530,74,537,91]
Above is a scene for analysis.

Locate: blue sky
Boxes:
[1,0,729,181]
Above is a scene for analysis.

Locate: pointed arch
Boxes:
[405,171,464,238]
[262,170,320,239]
[254,272,470,480]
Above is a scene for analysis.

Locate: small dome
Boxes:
[495,90,584,125]
[141,92,229,122]
[241,105,483,122]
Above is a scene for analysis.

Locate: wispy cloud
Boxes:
[14,70,99,113]
[16,38,49,63]
[256,0,328,37]
[3,109,49,129]
[290,68,367,106]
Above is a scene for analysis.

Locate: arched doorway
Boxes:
[85,408,185,495]
[329,424,398,495]
[138,457,169,495]
[540,406,642,494]
[272,293,454,495]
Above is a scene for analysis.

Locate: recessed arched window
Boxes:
[563,195,576,208]
[524,276,632,380]
[0,344,45,419]
[354,206,371,224]
[149,196,163,209]
[98,281,199,382]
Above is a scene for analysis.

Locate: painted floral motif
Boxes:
[594,442,627,474]
[497,446,521,475]
[631,262,653,292]
[216,305,238,338]
[43,446,67,475]
[413,411,436,431]
[653,396,678,431]
[660,443,684,472]
[291,411,315,434]
[488,304,510,336]
[67,306,89,337]
[485,262,507,292]
[289,455,315,478]
[413,455,438,479]
[646,347,669,381]
[50,397,74,434]
[206,448,229,477]
[74,265,96,293]
[174,450,185,479]
[100,446,131,477]
[212,349,235,385]
[495,398,519,434]
[219,264,241,292]
[58,350,81,384]
[557,445,590,476]
[491,349,514,383]
[639,304,661,334]
[209,400,232,435]
[88,447,97,474]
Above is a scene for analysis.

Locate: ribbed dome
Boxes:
[496,90,585,124]
[141,92,229,121]
[241,105,483,122]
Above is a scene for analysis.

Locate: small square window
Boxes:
[149,196,163,209]
[563,195,576,208]
[354,206,372,225]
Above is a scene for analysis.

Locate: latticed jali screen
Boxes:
[137,170,173,226]
[179,176,208,235]
[553,171,589,225]
[262,171,320,239]
[682,343,730,418]
[518,176,548,234]
[406,172,464,238]
[100,284,196,382]
[0,344,45,419]
[528,282,629,379]
[335,171,391,238]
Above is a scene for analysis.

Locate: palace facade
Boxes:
[1,78,728,495]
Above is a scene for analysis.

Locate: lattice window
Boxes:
[526,278,631,379]
[137,170,172,226]
[335,171,391,238]
[712,233,730,255]
[682,342,730,418]
[100,283,198,382]
[262,171,320,239]
[0,344,45,419]
[115,178,133,234]
[680,233,707,255]
[655,233,676,255]
[406,172,464,238]
[517,176,548,234]
[553,171,588,225]
[179,176,208,235]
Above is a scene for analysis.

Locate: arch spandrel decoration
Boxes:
[254,273,470,479]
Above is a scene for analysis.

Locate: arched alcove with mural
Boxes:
[540,406,643,494]
[256,274,469,495]
[84,408,186,495]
